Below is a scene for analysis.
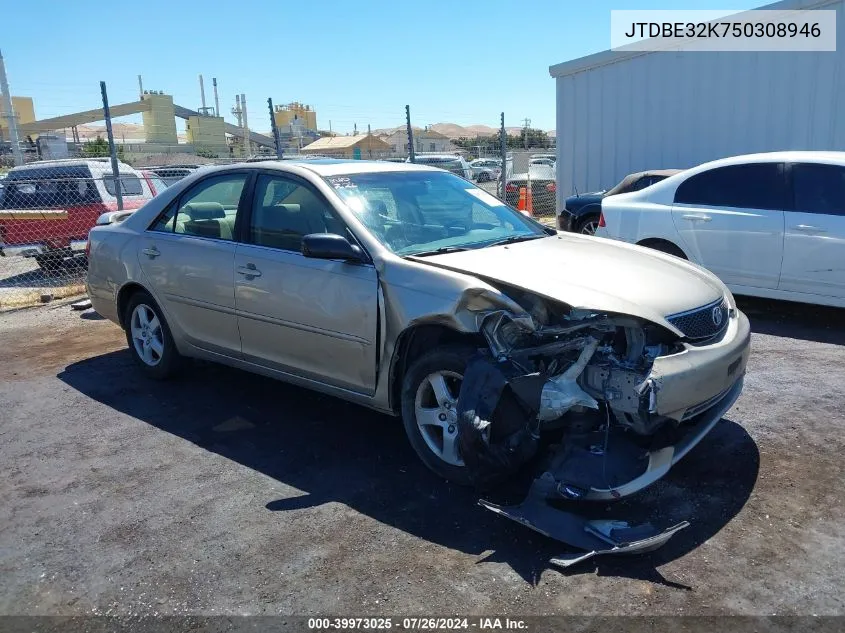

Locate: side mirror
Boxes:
[301,233,364,262]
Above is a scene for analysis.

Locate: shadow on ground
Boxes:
[739,295,845,345]
[59,341,758,584]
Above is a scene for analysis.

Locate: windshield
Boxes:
[325,171,546,256]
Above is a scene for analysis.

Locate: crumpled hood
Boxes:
[418,234,726,329]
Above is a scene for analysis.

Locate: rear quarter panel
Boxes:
[598,187,687,252]
[86,226,143,326]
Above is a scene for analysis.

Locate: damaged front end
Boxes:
[457,287,747,567]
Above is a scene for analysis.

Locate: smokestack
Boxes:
[241,93,250,155]
[212,78,220,118]
[234,94,242,127]
[199,74,207,112]
[138,75,143,98]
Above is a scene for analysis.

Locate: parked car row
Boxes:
[406,154,473,180]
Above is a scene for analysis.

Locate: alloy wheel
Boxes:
[130,303,164,367]
[414,370,464,467]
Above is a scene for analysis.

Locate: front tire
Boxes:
[401,345,477,485]
[477,172,490,183]
[124,290,181,380]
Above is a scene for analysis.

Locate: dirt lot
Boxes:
[0,297,844,618]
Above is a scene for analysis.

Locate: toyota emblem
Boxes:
[712,306,723,327]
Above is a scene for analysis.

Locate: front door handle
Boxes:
[236,263,262,278]
[793,224,827,233]
[142,246,160,258]
[682,214,712,222]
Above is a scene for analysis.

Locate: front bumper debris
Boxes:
[452,293,750,569]
[461,354,742,567]
[480,476,689,569]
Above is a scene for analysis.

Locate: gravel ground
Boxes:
[0,297,843,618]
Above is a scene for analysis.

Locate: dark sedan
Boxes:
[558,169,681,233]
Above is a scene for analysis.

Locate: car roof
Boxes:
[184,159,442,178]
[8,159,139,176]
[605,169,683,195]
[695,151,845,169]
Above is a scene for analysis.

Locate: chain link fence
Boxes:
[1,99,557,309]
[0,160,160,309]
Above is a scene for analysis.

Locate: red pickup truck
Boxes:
[0,159,155,270]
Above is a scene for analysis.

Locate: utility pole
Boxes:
[268,97,283,159]
[499,112,507,198]
[405,104,415,163]
[100,81,123,211]
[0,49,23,166]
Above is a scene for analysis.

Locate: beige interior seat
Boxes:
[176,202,234,240]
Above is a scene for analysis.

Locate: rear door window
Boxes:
[148,173,248,240]
[104,174,144,197]
[791,163,845,216]
[674,163,786,211]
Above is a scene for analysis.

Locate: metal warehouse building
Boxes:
[550,0,845,205]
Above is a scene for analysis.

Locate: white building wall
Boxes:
[553,0,845,206]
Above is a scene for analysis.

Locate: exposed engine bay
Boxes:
[457,286,742,568]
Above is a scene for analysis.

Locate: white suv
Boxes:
[596,151,845,308]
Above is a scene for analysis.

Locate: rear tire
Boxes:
[640,239,688,260]
[34,252,66,276]
[576,214,600,235]
[400,345,477,485]
[123,290,182,380]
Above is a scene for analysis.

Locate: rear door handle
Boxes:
[793,224,827,233]
[236,263,262,278]
[142,246,160,258]
[682,214,712,222]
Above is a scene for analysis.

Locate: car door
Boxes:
[671,162,786,289]
[779,162,845,298]
[234,171,379,394]
[138,171,250,356]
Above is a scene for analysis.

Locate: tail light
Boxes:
[545,182,556,193]
[505,183,518,193]
[598,212,606,228]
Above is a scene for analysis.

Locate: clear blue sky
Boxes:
[3,0,758,134]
